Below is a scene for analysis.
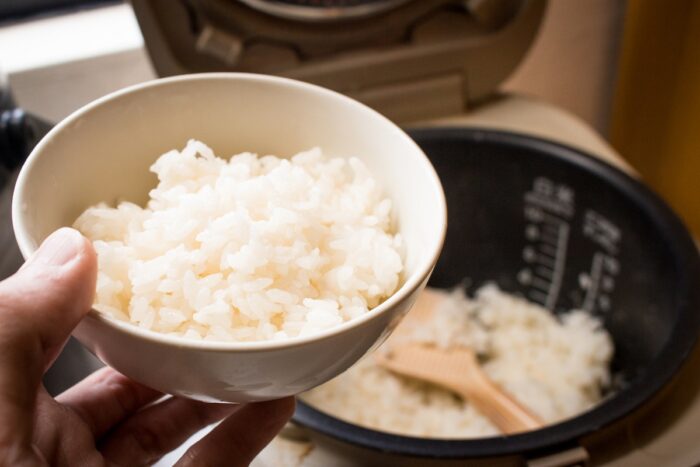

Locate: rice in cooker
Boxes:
[74,140,403,342]
[302,284,614,437]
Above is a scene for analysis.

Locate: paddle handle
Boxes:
[454,367,544,434]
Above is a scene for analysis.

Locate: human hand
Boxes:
[0,228,295,466]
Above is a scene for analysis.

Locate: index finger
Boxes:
[57,367,162,438]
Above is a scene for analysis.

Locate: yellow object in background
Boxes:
[611,1,700,234]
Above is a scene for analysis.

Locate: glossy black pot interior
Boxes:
[293,128,700,461]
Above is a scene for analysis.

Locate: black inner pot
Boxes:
[293,127,700,459]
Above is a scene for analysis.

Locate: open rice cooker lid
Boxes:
[129,0,545,123]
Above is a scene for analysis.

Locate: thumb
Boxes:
[0,228,96,454]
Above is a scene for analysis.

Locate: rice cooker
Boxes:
[129,0,545,123]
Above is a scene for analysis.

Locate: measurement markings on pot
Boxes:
[579,210,621,313]
[521,177,573,310]
[581,252,605,312]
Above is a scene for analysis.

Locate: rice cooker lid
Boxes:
[237,0,413,21]
[129,0,545,122]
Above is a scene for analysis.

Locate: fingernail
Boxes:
[33,228,85,266]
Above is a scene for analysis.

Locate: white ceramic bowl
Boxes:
[12,73,446,402]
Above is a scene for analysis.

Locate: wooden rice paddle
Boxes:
[377,289,544,434]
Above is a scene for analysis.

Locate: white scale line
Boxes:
[536,266,554,278]
[541,211,567,224]
[545,222,569,310]
[540,219,564,244]
[539,232,560,244]
[531,277,551,291]
[539,244,557,256]
[528,289,548,304]
[525,195,574,219]
[582,253,604,312]
[542,223,560,233]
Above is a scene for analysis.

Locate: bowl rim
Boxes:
[293,127,700,458]
[11,72,447,353]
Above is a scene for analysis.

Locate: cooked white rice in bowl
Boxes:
[302,284,614,438]
[74,140,404,342]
